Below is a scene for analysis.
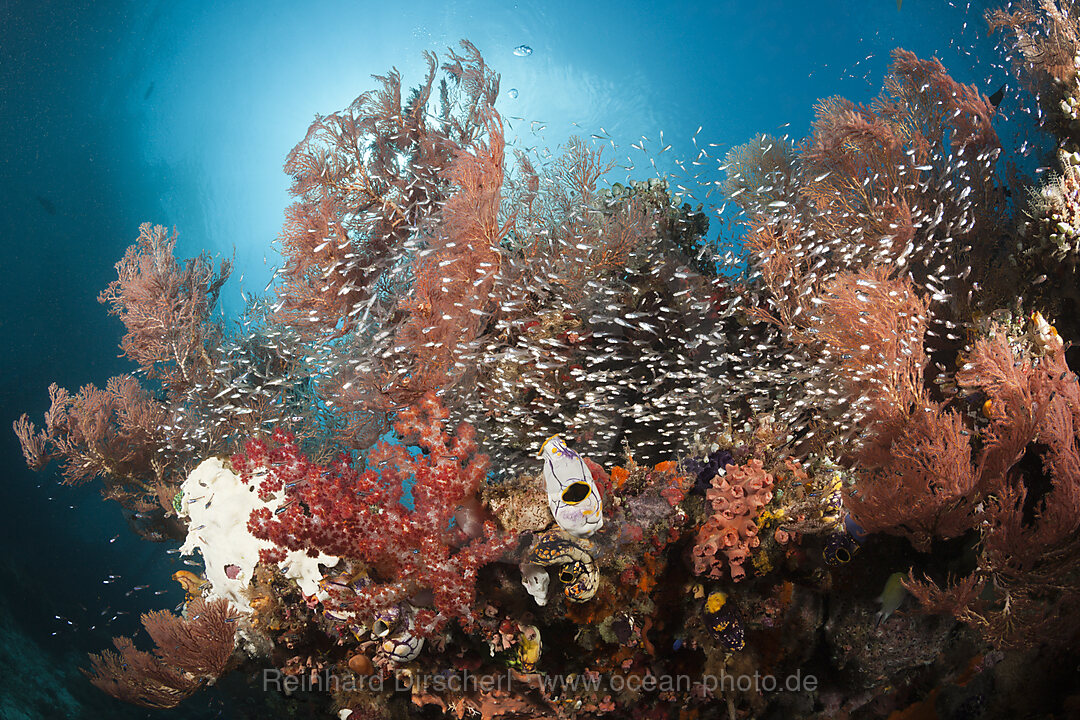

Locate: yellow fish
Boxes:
[876,572,908,626]
[172,570,208,600]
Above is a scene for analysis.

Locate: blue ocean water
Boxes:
[0,1,1024,717]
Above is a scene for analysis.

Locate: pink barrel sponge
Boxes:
[692,459,774,581]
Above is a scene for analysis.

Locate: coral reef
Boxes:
[16,29,1080,720]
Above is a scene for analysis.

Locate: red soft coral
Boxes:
[234,392,516,635]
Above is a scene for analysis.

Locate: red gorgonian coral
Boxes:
[14,223,238,540]
[812,268,985,550]
[83,598,237,709]
[98,223,231,397]
[905,321,1080,650]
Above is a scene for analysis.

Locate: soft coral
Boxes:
[234,392,515,635]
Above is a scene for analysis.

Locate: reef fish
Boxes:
[989,83,1007,108]
[172,570,209,600]
[876,572,908,626]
